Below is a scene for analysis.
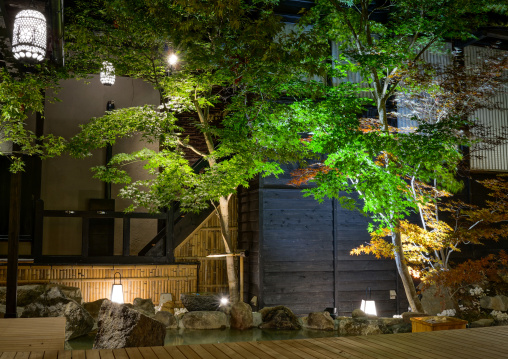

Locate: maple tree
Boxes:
[65,0,326,303]
[291,0,508,312]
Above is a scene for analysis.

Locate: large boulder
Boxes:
[0,285,46,306]
[180,293,221,311]
[480,295,508,311]
[420,285,455,315]
[230,302,253,330]
[20,286,94,340]
[337,317,382,336]
[302,312,335,331]
[0,284,82,307]
[83,299,108,322]
[259,306,301,330]
[0,304,24,318]
[132,298,156,317]
[252,312,263,328]
[46,284,83,304]
[154,311,178,329]
[179,311,228,329]
[470,319,494,328]
[94,299,166,349]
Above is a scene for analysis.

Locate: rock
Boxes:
[93,299,166,349]
[351,308,366,318]
[386,323,412,333]
[337,317,382,336]
[132,298,155,317]
[160,301,175,314]
[84,299,108,322]
[302,312,335,331]
[0,304,24,318]
[230,302,253,330]
[20,286,94,340]
[180,293,221,311]
[480,295,508,311]
[402,312,428,324]
[470,319,494,328]
[180,311,228,329]
[420,285,455,315]
[252,312,262,328]
[259,306,301,330]
[159,293,173,305]
[46,284,83,304]
[0,285,46,306]
[154,311,178,329]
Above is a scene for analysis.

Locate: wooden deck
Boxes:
[1,325,507,359]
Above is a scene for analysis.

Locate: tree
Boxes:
[290,0,508,312]
[66,0,323,303]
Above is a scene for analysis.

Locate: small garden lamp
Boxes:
[100,61,115,86]
[12,8,47,62]
[360,287,377,316]
[110,272,124,304]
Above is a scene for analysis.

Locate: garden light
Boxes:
[110,272,124,304]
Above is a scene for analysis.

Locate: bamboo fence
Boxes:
[175,195,238,294]
[0,264,197,306]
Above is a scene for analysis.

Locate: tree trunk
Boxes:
[392,229,425,313]
[217,196,240,303]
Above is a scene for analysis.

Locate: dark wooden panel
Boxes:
[264,261,334,272]
[264,282,336,293]
[264,230,332,241]
[337,260,395,271]
[336,270,397,282]
[264,249,333,261]
[335,280,397,291]
[263,271,333,285]
[264,240,333,251]
[263,291,334,304]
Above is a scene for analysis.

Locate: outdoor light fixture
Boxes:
[168,53,178,66]
[12,9,47,62]
[220,297,229,306]
[360,287,377,316]
[110,272,124,304]
[100,61,115,86]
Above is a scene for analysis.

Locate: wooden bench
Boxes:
[0,317,66,351]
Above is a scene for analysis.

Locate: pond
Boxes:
[66,328,341,350]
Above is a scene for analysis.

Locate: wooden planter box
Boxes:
[410,316,468,332]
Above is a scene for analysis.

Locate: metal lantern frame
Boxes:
[12,9,47,62]
[100,61,116,86]
[110,272,124,304]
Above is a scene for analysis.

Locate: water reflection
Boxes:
[67,328,340,349]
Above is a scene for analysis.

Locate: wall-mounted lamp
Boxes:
[110,272,124,304]
[360,287,377,316]
[12,9,47,62]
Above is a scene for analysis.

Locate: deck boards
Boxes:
[1,326,507,359]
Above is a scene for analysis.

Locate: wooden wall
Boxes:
[174,195,238,295]
[239,164,407,317]
[238,179,261,306]
[0,264,197,306]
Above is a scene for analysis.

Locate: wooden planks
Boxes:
[2,326,508,359]
[0,317,66,352]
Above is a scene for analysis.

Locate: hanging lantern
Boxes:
[12,9,47,63]
[110,272,124,304]
[100,61,115,86]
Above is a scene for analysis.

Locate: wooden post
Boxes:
[165,208,174,263]
[122,217,131,256]
[32,199,44,262]
[239,254,244,303]
[81,218,89,258]
[5,170,21,318]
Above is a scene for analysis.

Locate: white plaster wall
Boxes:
[42,75,159,255]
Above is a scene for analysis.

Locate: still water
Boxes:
[66,328,340,350]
